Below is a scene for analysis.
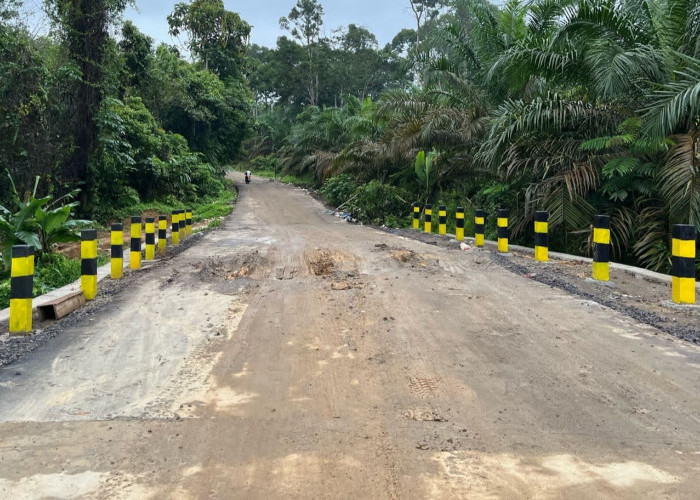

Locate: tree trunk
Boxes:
[63,0,108,194]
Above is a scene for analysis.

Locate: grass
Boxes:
[0,184,237,310]
[0,253,109,310]
[107,182,237,225]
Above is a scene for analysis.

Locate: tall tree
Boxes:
[118,20,153,92]
[279,0,324,106]
[45,0,131,197]
[408,0,441,45]
[167,0,250,79]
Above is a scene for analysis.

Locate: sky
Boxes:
[125,0,418,49]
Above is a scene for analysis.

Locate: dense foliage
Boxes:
[2,0,699,280]
[246,0,700,276]
[1,0,251,221]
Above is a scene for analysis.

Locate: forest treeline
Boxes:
[1,0,249,220]
[247,0,699,275]
[1,0,699,277]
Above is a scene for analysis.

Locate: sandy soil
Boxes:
[0,173,699,499]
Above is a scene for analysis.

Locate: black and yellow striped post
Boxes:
[179,209,186,240]
[672,225,696,304]
[412,203,420,230]
[9,245,34,334]
[456,207,465,241]
[592,215,611,282]
[158,215,167,255]
[534,211,549,262]
[497,209,509,253]
[438,205,447,235]
[81,229,98,300]
[475,209,485,247]
[186,209,193,236]
[130,216,141,270]
[424,204,433,233]
[172,210,180,246]
[145,217,156,261]
[111,223,123,279]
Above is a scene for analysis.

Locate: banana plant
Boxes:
[0,174,89,269]
[415,149,438,201]
[0,175,48,268]
[35,188,90,256]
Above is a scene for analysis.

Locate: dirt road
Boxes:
[1,173,699,499]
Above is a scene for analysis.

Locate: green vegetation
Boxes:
[245,0,700,277]
[0,252,108,309]
[2,0,699,284]
[1,0,248,300]
[1,0,250,221]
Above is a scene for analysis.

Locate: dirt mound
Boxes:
[305,248,358,276]
[306,249,336,276]
[196,251,268,280]
[387,248,439,269]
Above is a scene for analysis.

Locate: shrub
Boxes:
[345,181,411,225]
[320,174,359,207]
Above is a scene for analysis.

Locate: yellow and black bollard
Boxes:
[456,207,465,241]
[179,209,186,240]
[158,215,167,255]
[130,216,141,270]
[81,229,98,300]
[497,209,509,253]
[475,209,485,247]
[145,217,155,260]
[534,211,549,262]
[424,204,433,233]
[438,205,447,235]
[186,209,193,236]
[412,203,420,230]
[592,215,611,281]
[9,245,34,334]
[172,210,180,246]
[111,223,123,279]
[672,225,696,304]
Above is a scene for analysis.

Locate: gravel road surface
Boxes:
[1,173,699,499]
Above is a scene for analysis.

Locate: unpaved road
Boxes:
[1,173,699,499]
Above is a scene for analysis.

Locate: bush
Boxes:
[344,181,411,225]
[93,97,225,218]
[320,174,359,207]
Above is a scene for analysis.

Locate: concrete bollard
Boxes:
[186,209,193,236]
[438,205,447,235]
[534,211,549,262]
[81,229,98,300]
[172,210,180,246]
[456,207,465,241]
[592,215,611,281]
[158,215,167,255]
[497,209,509,253]
[145,217,155,261]
[9,245,34,334]
[672,225,696,304]
[412,203,420,230]
[111,223,123,279]
[130,216,141,270]
[475,209,485,247]
[179,209,186,240]
[424,204,433,233]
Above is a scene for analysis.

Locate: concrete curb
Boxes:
[0,251,149,336]
[465,237,699,290]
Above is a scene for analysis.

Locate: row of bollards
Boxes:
[8,209,194,334]
[411,204,696,305]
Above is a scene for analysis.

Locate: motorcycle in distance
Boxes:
[244,170,251,184]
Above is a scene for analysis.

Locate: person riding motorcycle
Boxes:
[244,170,251,184]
